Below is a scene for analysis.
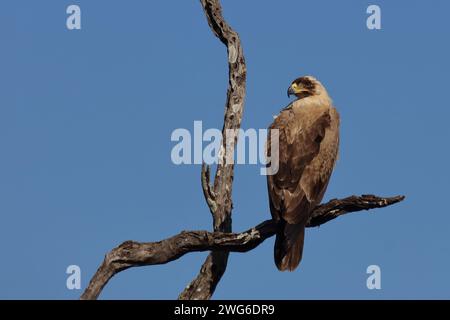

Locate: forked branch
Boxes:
[178,0,247,300]
[80,195,404,300]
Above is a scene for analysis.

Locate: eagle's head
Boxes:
[287,76,326,100]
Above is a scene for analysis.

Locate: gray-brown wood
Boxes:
[80,195,404,300]
[178,0,247,300]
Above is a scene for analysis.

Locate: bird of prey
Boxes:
[267,76,340,271]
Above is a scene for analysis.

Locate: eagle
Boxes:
[267,76,340,271]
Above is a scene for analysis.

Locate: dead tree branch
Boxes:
[80,195,404,300]
[177,0,247,300]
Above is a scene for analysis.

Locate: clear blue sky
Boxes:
[1,0,449,299]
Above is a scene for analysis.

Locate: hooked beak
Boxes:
[287,86,295,98]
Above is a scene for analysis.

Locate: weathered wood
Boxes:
[178,0,247,300]
[80,195,404,300]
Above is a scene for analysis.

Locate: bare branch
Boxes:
[80,194,404,300]
[201,163,217,215]
[307,194,405,227]
[178,0,247,300]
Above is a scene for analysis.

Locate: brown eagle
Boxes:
[267,76,340,271]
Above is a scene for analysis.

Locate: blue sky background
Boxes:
[1,0,450,299]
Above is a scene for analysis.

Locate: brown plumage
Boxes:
[267,76,340,271]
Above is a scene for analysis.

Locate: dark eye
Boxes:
[301,79,314,90]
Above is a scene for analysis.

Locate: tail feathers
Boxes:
[274,223,305,271]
